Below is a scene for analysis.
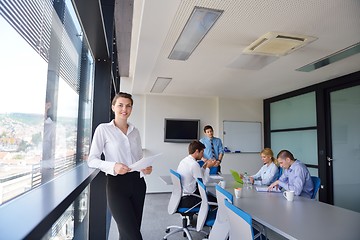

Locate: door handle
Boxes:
[327,157,333,166]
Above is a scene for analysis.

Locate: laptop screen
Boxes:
[230,169,243,183]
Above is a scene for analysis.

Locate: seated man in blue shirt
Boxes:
[268,150,314,198]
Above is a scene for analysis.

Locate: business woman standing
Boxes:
[87,92,152,240]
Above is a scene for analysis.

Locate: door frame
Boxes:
[323,80,360,204]
[264,71,360,204]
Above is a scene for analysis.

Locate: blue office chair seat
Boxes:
[177,207,200,214]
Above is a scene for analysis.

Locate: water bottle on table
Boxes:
[243,172,251,189]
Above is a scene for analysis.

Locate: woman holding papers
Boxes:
[249,148,279,185]
[87,92,152,240]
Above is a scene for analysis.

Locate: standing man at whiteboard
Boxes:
[199,125,224,174]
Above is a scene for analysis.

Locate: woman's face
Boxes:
[261,153,272,165]
[112,97,132,120]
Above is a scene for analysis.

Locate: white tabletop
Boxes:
[220,174,360,240]
[160,175,172,185]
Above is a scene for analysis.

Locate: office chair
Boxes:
[206,185,233,240]
[224,199,255,240]
[311,176,321,200]
[277,166,283,180]
[195,178,218,237]
[198,160,205,168]
[164,169,203,240]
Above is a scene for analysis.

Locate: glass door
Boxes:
[327,84,360,212]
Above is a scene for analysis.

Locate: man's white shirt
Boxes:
[177,155,210,195]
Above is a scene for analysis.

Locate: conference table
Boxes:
[160,174,360,239]
[217,174,360,240]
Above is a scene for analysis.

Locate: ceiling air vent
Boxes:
[243,32,317,56]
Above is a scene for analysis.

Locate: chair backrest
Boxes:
[196,178,210,231]
[207,185,234,240]
[168,169,183,214]
[311,176,321,199]
[198,160,205,168]
[224,199,254,240]
[277,166,283,180]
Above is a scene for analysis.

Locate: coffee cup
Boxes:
[283,190,295,201]
[218,180,226,188]
[234,188,242,198]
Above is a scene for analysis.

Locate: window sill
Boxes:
[0,162,99,239]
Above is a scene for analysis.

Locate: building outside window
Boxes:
[0,0,94,206]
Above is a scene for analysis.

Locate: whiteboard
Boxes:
[223,121,262,153]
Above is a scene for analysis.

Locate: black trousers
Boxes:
[107,172,146,240]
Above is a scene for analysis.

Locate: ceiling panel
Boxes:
[117,0,360,100]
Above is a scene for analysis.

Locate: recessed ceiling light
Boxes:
[168,7,223,61]
[150,77,172,93]
[296,42,360,72]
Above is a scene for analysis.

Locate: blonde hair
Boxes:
[261,148,278,166]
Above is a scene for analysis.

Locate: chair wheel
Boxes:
[165,229,170,233]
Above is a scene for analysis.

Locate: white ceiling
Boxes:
[123,0,360,100]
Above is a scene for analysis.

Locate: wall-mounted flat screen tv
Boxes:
[164,118,200,143]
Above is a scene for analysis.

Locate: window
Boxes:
[0,0,94,204]
[40,187,89,240]
[269,92,319,175]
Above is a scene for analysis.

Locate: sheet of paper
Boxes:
[209,175,224,180]
[129,153,162,172]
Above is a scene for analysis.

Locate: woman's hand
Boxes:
[141,166,153,175]
[249,176,254,184]
[114,163,130,175]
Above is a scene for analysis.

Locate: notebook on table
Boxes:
[255,186,282,193]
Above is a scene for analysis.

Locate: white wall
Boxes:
[218,98,264,180]
[129,95,264,193]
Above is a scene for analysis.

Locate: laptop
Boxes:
[230,169,243,183]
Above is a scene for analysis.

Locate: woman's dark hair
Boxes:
[112,92,133,106]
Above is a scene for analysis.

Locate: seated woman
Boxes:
[249,148,279,186]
